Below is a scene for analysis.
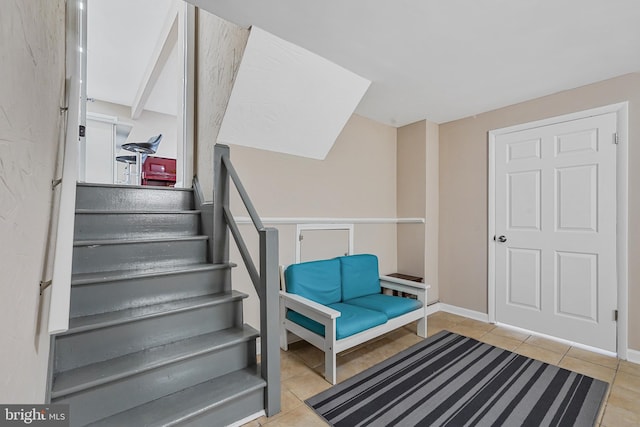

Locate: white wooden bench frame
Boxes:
[279,275,430,384]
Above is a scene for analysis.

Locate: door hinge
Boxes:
[79,125,86,138]
[298,234,304,242]
[613,133,619,145]
[614,309,618,321]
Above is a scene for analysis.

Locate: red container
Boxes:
[142,156,176,187]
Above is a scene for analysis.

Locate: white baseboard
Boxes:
[627,349,640,364]
[495,322,618,358]
[426,302,440,316]
[432,304,621,358]
[228,411,265,427]
[439,303,489,323]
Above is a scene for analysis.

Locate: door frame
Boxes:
[84,112,118,183]
[488,102,629,357]
[80,0,195,187]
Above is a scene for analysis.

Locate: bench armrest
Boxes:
[380,275,431,295]
[280,291,341,321]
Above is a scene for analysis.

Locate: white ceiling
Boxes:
[88,0,640,125]
[87,0,178,117]
[190,0,640,126]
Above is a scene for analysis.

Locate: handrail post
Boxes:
[260,227,281,416]
[213,145,230,284]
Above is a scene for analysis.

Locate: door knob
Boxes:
[497,235,507,243]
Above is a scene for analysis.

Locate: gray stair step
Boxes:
[87,367,266,427]
[52,326,259,398]
[64,291,246,335]
[71,263,234,286]
[74,210,201,240]
[70,264,234,317]
[55,292,247,372]
[55,348,260,427]
[76,183,194,211]
[72,236,208,274]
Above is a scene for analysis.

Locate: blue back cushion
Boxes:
[340,254,381,300]
[284,258,342,305]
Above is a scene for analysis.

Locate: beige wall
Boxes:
[425,121,439,303]
[195,9,248,199]
[225,114,399,328]
[193,11,400,332]
[396,120,439,303]
[228,114,397,218]
[0,0,65,402]
[439,72,640,350]
[397,121,426,279]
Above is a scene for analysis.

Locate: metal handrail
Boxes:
[213,144,280,417]
[221,154,264,232]
[223,206,262,299]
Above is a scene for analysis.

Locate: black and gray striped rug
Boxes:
[307,331,608,427]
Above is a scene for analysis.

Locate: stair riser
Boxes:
[55,301,243,372]
[70,269,227,317]
[179,388,264,427]
[54,344,256,426]
[72,239,207,274]
[76,186,193,211]
[74,213,200,240]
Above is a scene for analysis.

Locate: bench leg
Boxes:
[417,290,427,338]
[417,316,427,338]
[325,325,337,384]
[279,298,288,351]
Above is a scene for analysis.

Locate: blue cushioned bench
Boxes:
[279,254,430,384]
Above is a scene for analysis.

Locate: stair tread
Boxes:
[74,235,208,247]
[76,209,201,215]
[77,183,193,192]
[88,367,265,427]
[52,325,259,398]
[71,263,235,286]
[63,291,247,335]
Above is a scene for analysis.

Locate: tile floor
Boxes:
[243,311,640,426]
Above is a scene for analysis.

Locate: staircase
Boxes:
[49,183,267,426]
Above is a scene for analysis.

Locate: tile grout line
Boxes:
[254,315,640,427]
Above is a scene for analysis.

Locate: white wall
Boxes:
[195,9,249,199]
[88,100,178,159]
[87,100,178,184]
[0,0,66,403]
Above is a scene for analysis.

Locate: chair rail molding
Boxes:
[234,217,425,225]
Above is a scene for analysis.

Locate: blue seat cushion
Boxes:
[340,254,381,300]
[345,294,423,319]
[285,258,341,305]
[286,302,388,340]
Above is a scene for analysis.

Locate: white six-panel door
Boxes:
[494,112,618,352]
